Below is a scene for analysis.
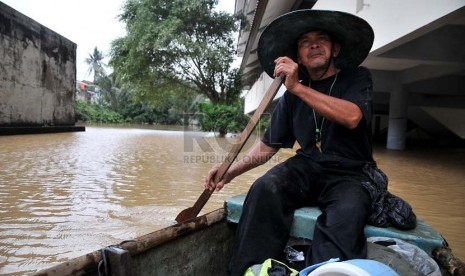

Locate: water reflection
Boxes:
[0,125,463,274]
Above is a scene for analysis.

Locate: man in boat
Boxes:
[206,9,388,275]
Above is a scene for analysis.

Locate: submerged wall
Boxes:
[0,2,76,127]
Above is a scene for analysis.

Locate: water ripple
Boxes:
[0,127,464,275]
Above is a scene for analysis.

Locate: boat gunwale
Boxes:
[33,208,226,276]
[31,204,465,276]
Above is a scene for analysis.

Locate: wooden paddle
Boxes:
[175,76,284,223]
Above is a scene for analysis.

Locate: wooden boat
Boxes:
[33,194,464,276]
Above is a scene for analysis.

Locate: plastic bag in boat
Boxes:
[368,237,441,276]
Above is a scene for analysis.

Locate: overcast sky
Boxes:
[2,0,236,81]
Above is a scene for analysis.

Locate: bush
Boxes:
[75,99,95,122]
[93,108,124,123]
[74,100,123,123]
[197,102,249,136]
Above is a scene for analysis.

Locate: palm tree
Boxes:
[99,74,122,112]
[85,47,105,82]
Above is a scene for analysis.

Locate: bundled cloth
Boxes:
[361,162,417,230]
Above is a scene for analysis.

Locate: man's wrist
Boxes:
[292,82,307,97]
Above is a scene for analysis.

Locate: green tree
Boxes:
[109,0,241,106]
[82,47,130,119]
[97,73,128,112]
[197,101,249,136]
[85,47,106,82]
[79,45,196,125]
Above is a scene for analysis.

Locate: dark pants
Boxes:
[228,155,372,276]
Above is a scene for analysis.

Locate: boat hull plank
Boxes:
[134,221,234,275]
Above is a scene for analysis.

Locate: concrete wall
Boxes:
[0,2,76,127]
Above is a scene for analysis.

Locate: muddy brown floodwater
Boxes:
[0,125,463,274]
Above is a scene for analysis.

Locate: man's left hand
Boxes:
[274,57,301,92]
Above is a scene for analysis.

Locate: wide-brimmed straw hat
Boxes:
[257,9,374,78]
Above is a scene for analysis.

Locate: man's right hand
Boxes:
[205,141,278,192]
[205,166,233,192]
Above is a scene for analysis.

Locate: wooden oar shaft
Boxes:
[175,76,283,223]
[213,76,284,183]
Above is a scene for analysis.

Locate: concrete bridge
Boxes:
[236,0,465,150]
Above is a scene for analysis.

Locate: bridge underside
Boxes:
[367,7,465,145]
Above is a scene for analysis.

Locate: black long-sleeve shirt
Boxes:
[262,66,374,168]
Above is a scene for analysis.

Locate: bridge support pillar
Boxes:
[386,76,408,150]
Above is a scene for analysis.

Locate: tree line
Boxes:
[75,0,254,136]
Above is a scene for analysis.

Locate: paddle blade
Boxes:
[175,189,214,223]
[175,207,197,223]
